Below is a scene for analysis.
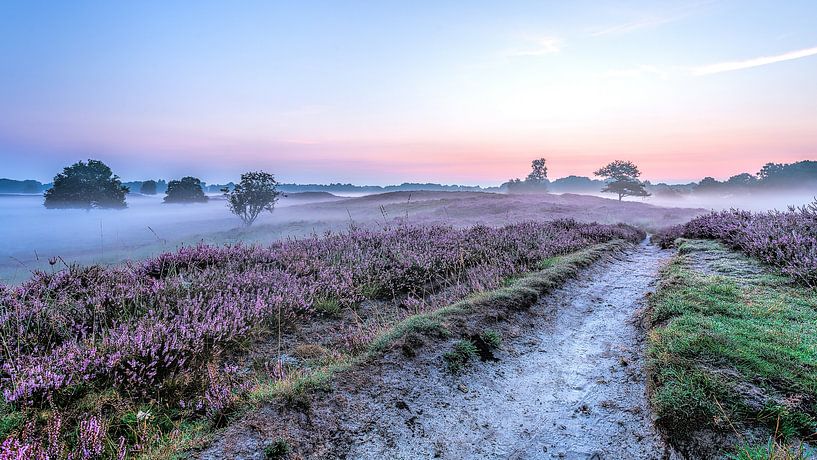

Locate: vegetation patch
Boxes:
[648,239,817,456]
[444,340,479,373]
[0,220,640,457]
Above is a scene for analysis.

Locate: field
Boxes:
[0,191,701,284]
[1,192,815,459]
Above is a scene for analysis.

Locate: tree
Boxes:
[223,171,281,226]
[43,159,128,209]
[163,176,208,203]
[696,176,722,193]
[526,158,548,183]
[140,180,158,195]
[593,160,650,201]
[725,173,757,188]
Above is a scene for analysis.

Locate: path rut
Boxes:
[198,240,674,459]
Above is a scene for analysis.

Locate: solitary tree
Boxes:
[526,158,548,184]
[594,160,650,201]
[139,180,158,195]
[223,171,281,226]
[163,176,208,203]
[44,159,128,209]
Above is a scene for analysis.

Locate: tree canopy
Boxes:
[526,158,548,183]
[223,171,281,226]
[139,180,157,195]
[594,160,650,201]
[43,159,128,209]
[505,157,549,193]
[163,177,208,203]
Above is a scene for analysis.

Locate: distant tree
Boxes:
[223,171,281,226]
[696,176,722,193]
[526,158,548,184]
[757,161,817,187]
[725,173,757,188]
[505,158,549,193]
[43,159,128,209]
[140,180,158,195]
[757,163,785,182]
[163,176,208,203]
[594,160,650,201]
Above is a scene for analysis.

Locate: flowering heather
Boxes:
[0,220,642,456]
[660,200,817,285]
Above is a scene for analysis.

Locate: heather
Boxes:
[0,219,642,458]
[656,200,817,286]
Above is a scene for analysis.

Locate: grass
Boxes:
[444,339,479,373]
[264,438,291,459]
[648,239,817,454]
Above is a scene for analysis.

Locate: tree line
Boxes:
[43,159,280,226]
[504,158,650,200]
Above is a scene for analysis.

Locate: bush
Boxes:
[666,201,817,285]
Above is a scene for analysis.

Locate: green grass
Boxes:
[443,339,479,373]
[648,239,817,451]
[264,438,291,459]
[480,329,502,349]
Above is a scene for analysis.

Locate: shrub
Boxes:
[665,201,817,285]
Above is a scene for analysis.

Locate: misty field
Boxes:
[0,191,701,284]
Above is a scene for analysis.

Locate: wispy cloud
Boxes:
[506,36,562,57]
[692,45,817,76]
[589,1,713,37]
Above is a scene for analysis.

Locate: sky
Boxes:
[1,0,816,186]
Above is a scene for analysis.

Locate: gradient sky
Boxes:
[1,0,816,185]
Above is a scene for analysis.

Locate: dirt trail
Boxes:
[198,240,675,459]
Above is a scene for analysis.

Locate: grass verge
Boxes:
[647,239,817,457]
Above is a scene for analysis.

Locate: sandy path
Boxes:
[344,240,672,459]
[197,240,675,459]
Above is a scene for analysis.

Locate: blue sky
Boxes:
[1,0,815,185]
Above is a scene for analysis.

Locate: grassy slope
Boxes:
[648,239,817,458]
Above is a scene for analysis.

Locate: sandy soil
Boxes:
[196,240,679,459]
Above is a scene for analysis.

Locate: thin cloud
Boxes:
[692,45,817,76]
[506,36,562,57]
[590,0,713,37]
